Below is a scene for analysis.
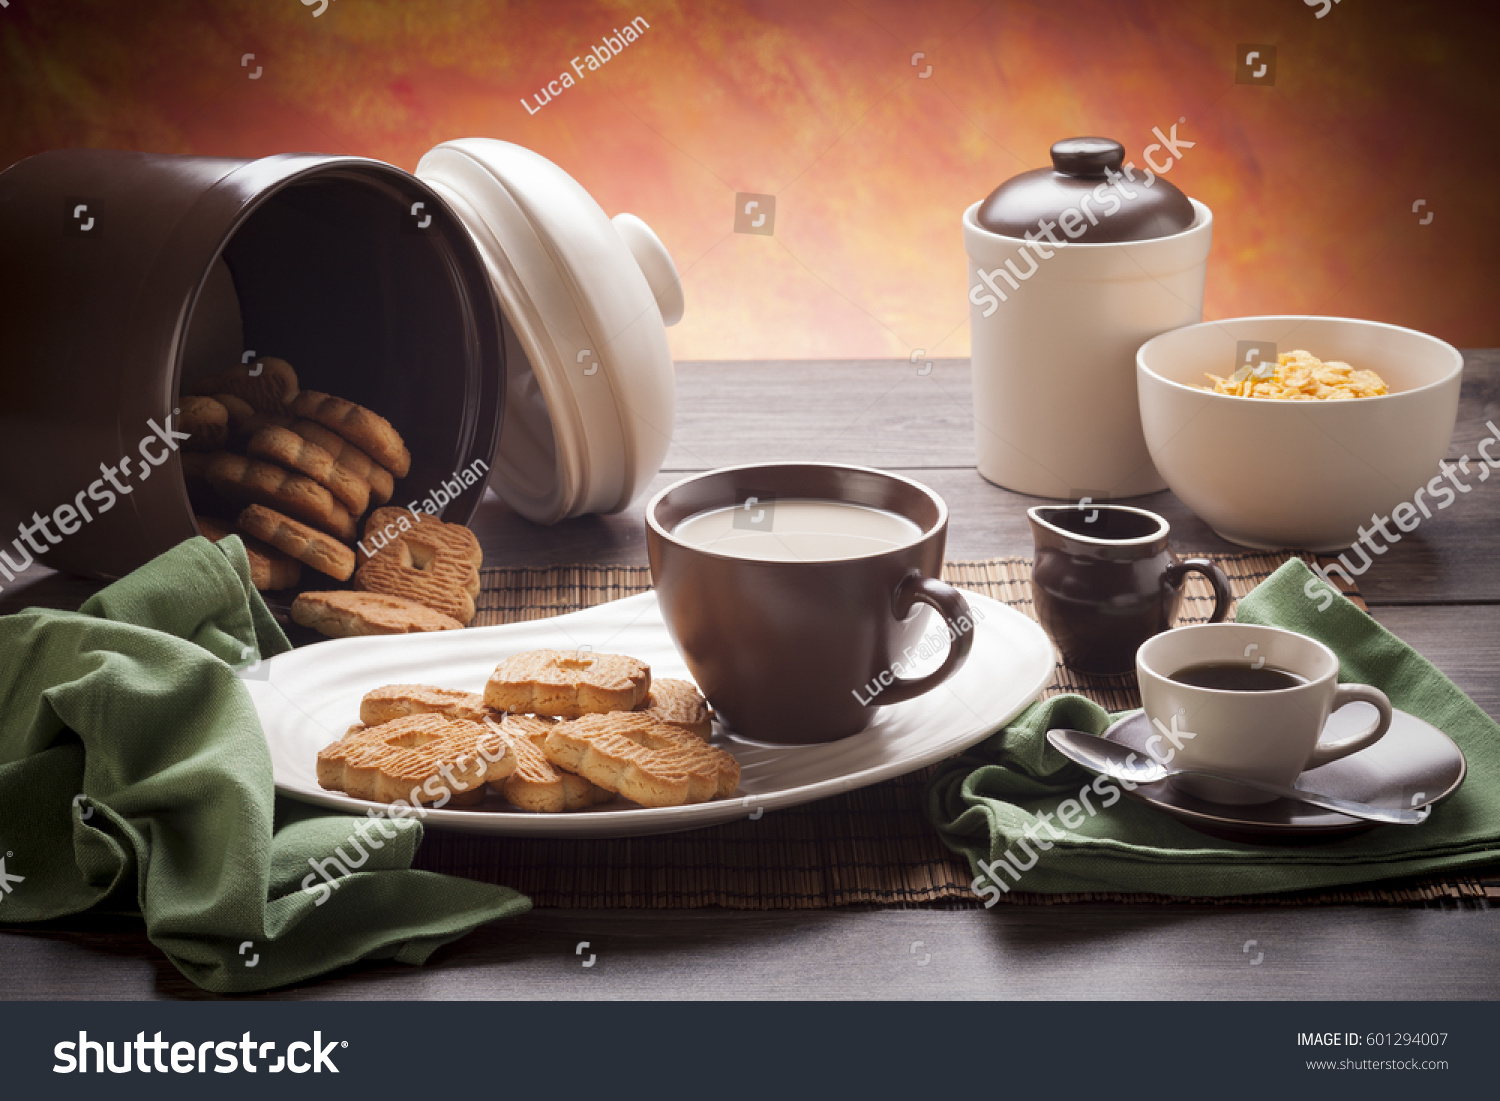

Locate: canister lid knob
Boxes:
[1049,137,1124,179]
[975,134,1197,243]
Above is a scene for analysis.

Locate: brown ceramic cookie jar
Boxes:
[0,149,506,581]
[0,139,688,585]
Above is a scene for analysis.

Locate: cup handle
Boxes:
[875,572,977,706]
[1164,558,1232,623]
[1306,684,1394,769]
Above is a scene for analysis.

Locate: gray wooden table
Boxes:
[2,354,1497,999]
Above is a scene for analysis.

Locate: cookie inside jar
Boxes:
[176,162,505,624]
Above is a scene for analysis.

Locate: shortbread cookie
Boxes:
[357,508,482,588]
[489,715,614,812]
[207,452,356,541]
[353,686,605,811]
[195,514,302,591]
[211,392,258,438]
[192,513,234,542]
[637,678,713,742]
[543,712,740,808]
[247,424,371,514]
[353,539,475,622]
[191,356,300,414]
[319,718,506,805]
[359,684,490,726]
[353,509,481,624]
[177,396,228,452]
[213,396,294,450]
[292,591,464,638]
[288,420,395,505]
[238,504,356,581]
[291,390,411,478]
[484,650,650,718]
[316,714,515,804]
[242,411,297,437]
[218,393,296,449]
[506,714,556,746]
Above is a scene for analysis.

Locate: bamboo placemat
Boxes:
[412,553,1499,908]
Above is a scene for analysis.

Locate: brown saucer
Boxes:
[1105,708,1466,844]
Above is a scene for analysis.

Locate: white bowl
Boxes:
[1137,316,1463,551]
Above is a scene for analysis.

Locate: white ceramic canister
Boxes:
[963,137,1212,499]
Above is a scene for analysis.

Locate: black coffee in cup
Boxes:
[1168,662,1309,692]
[1140,624,1394,805]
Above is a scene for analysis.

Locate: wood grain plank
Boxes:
[663,359,979,472]
[5,905,1499,1000]
[665,351,1499,478]
[1367,605,1500,719]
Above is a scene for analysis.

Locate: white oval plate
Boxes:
[251,589,1054,837]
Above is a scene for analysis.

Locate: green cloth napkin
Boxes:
[926,559,1500,897]
[0,536,529,992]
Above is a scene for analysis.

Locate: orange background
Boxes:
[2,0,1495,359]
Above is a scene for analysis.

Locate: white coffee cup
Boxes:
[1136,623,1393,804]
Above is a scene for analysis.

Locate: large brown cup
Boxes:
[1028,503,1231,674]
[646,463,976,744]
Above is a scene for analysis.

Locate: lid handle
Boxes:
[1049,137,1125,180]
[611,213,684,327]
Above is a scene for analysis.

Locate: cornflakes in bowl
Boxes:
[1136,316,1463,550]
[1200,349,1390,400]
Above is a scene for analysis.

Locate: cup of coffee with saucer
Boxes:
[1136,623,1393,805]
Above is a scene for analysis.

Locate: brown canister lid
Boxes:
[976,137,1195,243]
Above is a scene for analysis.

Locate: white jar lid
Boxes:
[415,138,680,524]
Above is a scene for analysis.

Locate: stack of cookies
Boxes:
[290,507,483,639]
[317,650,740,812]
[180,356,485,639]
